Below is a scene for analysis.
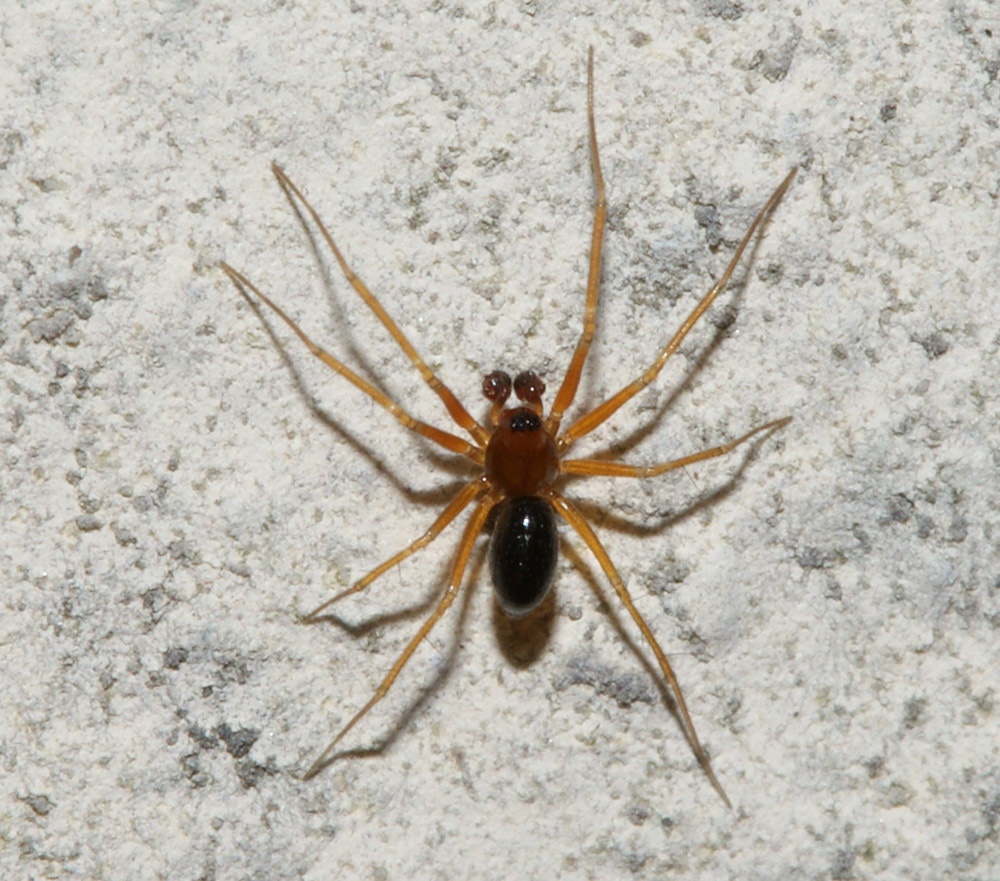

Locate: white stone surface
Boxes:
[2,1,998,879]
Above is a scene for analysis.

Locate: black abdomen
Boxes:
[489,496,558,618]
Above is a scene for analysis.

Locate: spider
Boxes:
[221,49,794,806]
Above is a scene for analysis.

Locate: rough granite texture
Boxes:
[2,2,998,880]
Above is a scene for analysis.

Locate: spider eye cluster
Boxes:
[508,410,542,433]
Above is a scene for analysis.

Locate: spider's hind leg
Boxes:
[546,489,733,809]
[303,490,499,780]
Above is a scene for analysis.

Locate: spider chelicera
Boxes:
[221,49,794,806]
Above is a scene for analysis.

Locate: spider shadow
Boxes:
[272,166,480,473]
[570,418,785,540]
[577,220,774,464]
[554,425,785,763]
[274,166,395,396]
[233,286,474,510]
[302,531,491,775]
[234,163,480,504]
[490,578,557,670]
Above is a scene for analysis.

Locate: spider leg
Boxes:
[556,168,797,454]
[271,164,490,448]
[221,262,483,463]
[303,489,500,780]
[546,489,732,809]
[301,477,488,622]
[561,416,790,477]
[545,46,607,437]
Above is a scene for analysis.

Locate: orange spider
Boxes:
[222,49,794,806]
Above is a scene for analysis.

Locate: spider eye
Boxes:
[482,371,512,403]
[508,410,541,433]
[513,371,545,405]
